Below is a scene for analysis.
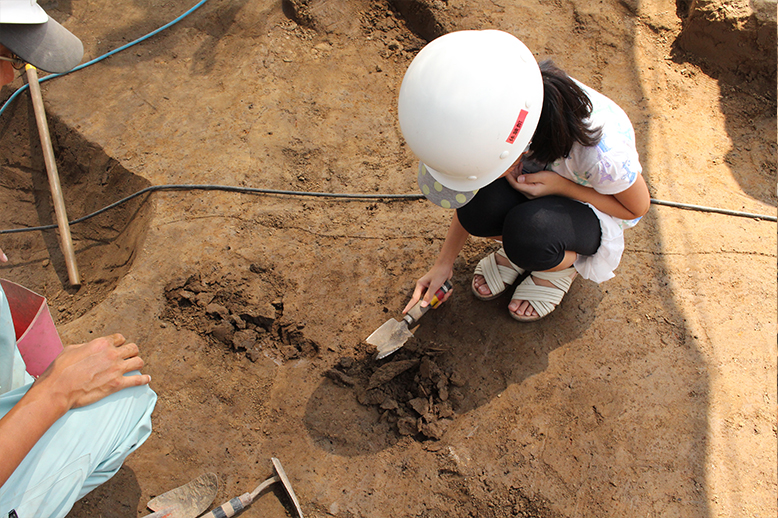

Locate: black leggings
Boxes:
[457,178,602,272]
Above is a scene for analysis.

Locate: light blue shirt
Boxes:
[0,283,157,518]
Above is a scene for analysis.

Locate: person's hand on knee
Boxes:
[34,333,151,411]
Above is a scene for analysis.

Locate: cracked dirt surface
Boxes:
[0,0,775,516]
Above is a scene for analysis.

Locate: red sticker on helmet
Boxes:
[506,109,529,144]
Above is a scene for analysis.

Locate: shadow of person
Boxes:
[304,367,401,456]
[65,465,142,518]
[420,272,604,415]
[302,274,603,457]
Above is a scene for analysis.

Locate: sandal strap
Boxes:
[474,249,525,296]
[530,267,577,292]
[511,267,576,318]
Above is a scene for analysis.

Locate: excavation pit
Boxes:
[0,102,153,323]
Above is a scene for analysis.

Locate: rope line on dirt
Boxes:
[0,183,774,235]
[0,0,211,118]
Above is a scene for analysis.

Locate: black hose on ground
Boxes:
[0,183,775,235]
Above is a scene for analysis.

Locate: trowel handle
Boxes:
[200,492,253,518]
[404,280,452,326]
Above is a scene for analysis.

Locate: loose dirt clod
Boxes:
[325,368,357,386]
[327,342,464,441]
[162,270,319,363]
[367,359,419,389]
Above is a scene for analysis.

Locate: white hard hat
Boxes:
[398,30,543,194]
[0,0,48,24]
[0,0,83,73]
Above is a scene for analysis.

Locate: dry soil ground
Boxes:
[0,0,776,516]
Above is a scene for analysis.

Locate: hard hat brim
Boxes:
[0,16,83,73]
[418,162,478,210]
[0,1,49,24]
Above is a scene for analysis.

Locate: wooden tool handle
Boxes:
[199,492,252,518]
[25,65,80,286]
[404,280,452,326]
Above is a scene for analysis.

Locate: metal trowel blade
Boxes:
[146,472,218,518]
[366,318,414,359]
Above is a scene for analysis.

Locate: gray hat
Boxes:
[0,13,83,73]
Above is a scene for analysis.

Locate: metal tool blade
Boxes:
[366,280,453,360]
[366,318,414,359]
[271,457,305,518]
[146,472,218,518]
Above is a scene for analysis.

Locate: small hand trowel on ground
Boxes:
[142,472,219,518]
[367,280,452,359]
[142,458,303,518]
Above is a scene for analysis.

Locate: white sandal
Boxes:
[471,248,525,301]
[509,267,577,321]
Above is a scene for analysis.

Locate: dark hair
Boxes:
[528,60,602,165]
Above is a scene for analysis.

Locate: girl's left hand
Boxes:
[507,171,567,199]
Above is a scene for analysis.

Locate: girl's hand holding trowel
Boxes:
[403,265,454,314]
[403,212,470,314]
[371,277,452,360]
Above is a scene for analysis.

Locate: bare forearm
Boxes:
[560,181,646,220]
[434,213,470,270]
[0,334,149,487]
[0,383,68,486]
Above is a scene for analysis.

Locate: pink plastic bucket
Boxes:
[1,279,64,377]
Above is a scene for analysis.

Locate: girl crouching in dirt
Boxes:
[398,30,650,321]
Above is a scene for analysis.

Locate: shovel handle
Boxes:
[404,280,452,326]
